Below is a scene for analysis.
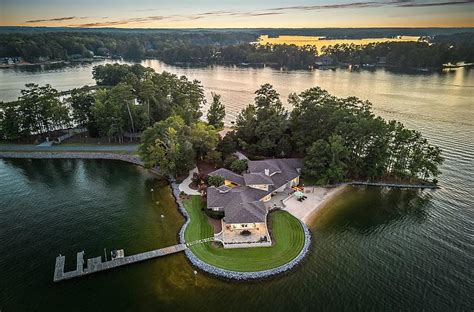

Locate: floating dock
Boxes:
[53,244,187,282]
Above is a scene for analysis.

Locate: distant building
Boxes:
[377,56,387,64]
[315,55,334,66]
[1,57,24,65]
[207,158,302,248]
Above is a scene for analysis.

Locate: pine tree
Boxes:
[207,93,225,129]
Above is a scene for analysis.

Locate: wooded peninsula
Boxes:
[0,63,443,185]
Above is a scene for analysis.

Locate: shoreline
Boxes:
[300,185,348,226]
[281,185,348,226]
[0,151,144,166]
[302,186,349,226]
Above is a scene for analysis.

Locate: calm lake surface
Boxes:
[0,62,473,311]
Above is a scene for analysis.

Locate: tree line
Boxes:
[0,32,257,62]
[320,39,473,68]
[2,31,472,69]
[227,84,443,184]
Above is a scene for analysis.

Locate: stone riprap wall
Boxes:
[170,181,311,280]
[170,181,190,245]
[334,181,439,189]
[0,151,144,166]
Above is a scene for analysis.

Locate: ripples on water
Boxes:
[0,62,473,310]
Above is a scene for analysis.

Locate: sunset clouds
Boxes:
[1,0,473,28]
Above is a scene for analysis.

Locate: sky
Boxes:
[1,0,473,28]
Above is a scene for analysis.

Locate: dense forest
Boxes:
[0,64,443,183]
[228,84,443,184]
[1,30,472,69]
[0,64,208,142]
[321,40,474,68]
[0,32,257,62]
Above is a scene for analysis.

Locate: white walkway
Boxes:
[178,167,201,195]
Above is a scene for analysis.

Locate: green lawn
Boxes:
[183,196,306,272]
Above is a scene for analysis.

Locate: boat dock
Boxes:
[53,242,199,282]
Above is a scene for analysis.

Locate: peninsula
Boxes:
[0,63,443,279]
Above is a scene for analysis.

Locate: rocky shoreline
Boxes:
[0,151,144,165]
[170,181,311,280]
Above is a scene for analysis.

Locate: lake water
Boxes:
[258,35,420,50]
[0,62,473,311]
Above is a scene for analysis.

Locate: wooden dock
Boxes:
[54,244,188,282]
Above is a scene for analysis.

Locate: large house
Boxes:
[207,158,302,248]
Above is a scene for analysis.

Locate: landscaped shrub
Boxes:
[204,209,225,219]
[208,175,225,187]
[230,159,248,174]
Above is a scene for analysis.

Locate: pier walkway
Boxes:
[54,238,213,282]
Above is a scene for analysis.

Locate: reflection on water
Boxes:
[258,35,420,50]
[313,186,432,233]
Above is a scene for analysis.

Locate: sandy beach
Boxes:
[283,185,348,226]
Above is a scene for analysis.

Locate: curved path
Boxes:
[178,167,201,195]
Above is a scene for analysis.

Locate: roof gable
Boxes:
[208,168,244,185]
[207,158,302,224]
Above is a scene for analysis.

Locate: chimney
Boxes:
[264,168,270,176]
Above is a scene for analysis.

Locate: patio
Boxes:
[282,187,331,221]
[221,224,271,245]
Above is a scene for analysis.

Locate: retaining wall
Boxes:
[170,181,311,280]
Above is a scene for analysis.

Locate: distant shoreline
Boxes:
[2,56,468,73]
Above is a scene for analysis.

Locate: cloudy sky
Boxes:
[1,0,473,28]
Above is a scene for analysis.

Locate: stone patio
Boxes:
[282,187,331,221]
[222,226,269,244]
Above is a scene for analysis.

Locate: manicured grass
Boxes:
[183,196,306,272]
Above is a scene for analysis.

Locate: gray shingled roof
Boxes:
[217,185,231,193]
[207,158,302,224]
[224,201,266,223]
[207,185,267,210]
[248,158,301,178]
[247,159,301,190]
[208,168,244,185]
[243,173,274,185]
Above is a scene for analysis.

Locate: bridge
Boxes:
[53,238,213,282]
